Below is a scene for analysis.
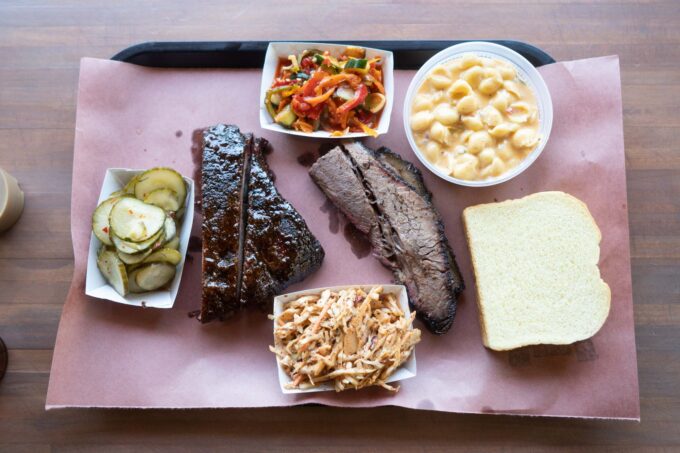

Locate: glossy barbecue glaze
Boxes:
[200,125,324,322]
[201,124,248,322]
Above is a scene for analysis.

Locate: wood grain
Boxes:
[1,0,679,450]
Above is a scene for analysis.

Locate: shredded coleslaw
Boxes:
[269,286,421,392]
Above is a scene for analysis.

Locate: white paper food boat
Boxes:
[85,168,194,308]
[259,42,394,139]
[272,284,417,394]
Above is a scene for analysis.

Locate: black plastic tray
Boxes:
[112,40,555,69]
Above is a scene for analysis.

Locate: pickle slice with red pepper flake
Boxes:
[92,195,129,246]
[109,197,166,243]
[133,168,187,210]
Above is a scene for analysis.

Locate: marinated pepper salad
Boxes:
[264,46,386,136]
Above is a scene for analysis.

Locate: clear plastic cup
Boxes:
[403,41,553,187]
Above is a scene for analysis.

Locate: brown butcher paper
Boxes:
[46,55,639,419]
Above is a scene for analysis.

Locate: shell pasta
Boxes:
[409,54,541,181]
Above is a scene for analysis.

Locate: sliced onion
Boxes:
[364,93,386,113]
[335,85,356,101]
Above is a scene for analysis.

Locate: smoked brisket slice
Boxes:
[373,146,464,301]
[239,138,325,310]
[200,125,324,321]
[309,142,463,334]
[374,146,433,202]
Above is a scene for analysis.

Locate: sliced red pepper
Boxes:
[336,83,368,115]
[291,94,311,116]
[300,56,315,71]
[306,103,323,121]
[272,78,293,88]
[303,87,335,106]
[293,70,329,117]
[292,93,323,120]
[301,70,328,97]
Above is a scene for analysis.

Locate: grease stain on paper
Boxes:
[343,222,371,259]
[319,199,340,234]
[190,128,205,213]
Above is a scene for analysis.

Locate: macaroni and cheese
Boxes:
[409,54,541,181]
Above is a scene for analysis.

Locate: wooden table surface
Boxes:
[1,1,679,451]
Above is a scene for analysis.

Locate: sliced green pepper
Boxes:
[344,58,369,74]
[321,64,340,75]
[270,85,294,94]
[265,99,277,120]
[265,86,294,118]
[312,54,343,73]
[299,49,324,64]
[270,92,282,106]
[312,54,325,65]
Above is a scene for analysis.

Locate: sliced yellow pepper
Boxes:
[303,87,336,106]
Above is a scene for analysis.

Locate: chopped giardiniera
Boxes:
[265,46,385,135]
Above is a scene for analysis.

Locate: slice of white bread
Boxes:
[462,191,611,351]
